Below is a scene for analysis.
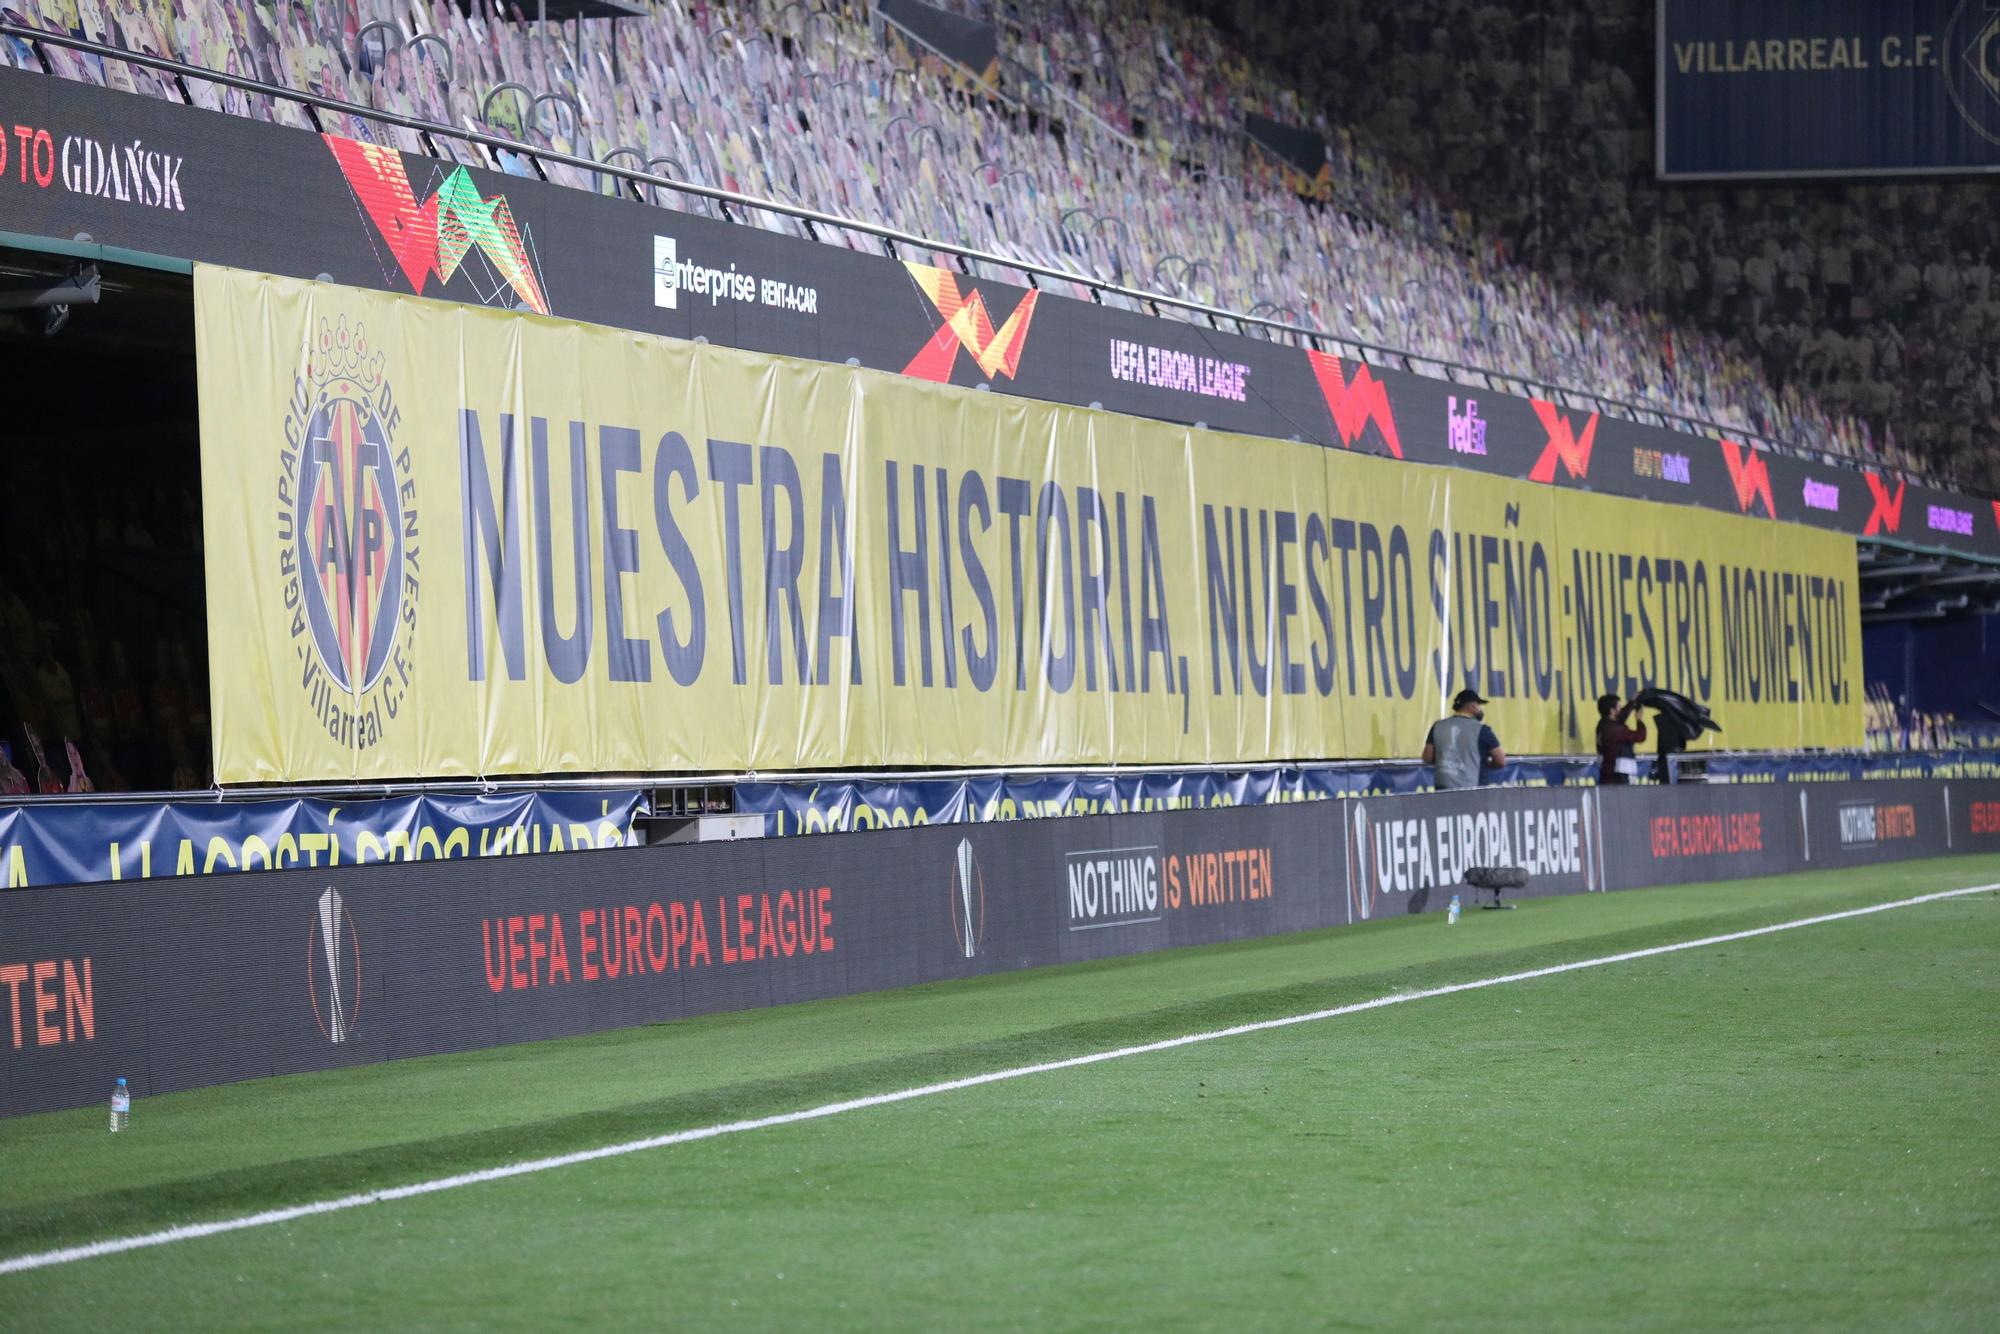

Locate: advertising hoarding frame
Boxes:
[3,778,1989,1118]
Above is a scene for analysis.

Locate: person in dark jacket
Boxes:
[1596,694,1648,785]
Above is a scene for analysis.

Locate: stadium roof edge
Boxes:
[0,231,192,275]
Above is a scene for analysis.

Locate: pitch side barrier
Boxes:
[3,779,1996,1116]
[0,63,1993,560]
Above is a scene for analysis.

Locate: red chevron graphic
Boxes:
[326,137,439,297]
[1863,471,1906,536]
[1992,500,2000,535]
[1305,351,1403,459]
[1527,400,1598,484]
[323,136,548,314]
[1718,439,1776,517]
[902,264,1039,383]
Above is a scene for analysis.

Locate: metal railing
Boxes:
[0,22,1967,495]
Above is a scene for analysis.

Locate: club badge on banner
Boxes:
[195,267,1864,783]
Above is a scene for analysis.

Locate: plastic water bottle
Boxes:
[109,1077,130,1133]
[1447,894,1461,926]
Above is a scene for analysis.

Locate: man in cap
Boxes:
[1422,689,1505,791]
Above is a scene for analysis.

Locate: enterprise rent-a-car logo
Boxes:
[652,234,818,313]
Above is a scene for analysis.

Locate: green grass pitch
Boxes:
[3,856,1997,1329]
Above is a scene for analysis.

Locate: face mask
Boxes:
[1473,707,1485,721]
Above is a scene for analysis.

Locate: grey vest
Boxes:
[1430,715,1484,791]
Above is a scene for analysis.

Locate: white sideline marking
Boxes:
[4,881,1994,1277]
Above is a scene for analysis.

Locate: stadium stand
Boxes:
[0,0,1946,487]
[1,1,1993,792]
[1178,0,2000,493]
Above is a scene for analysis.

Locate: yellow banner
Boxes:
[195,267,1862,782]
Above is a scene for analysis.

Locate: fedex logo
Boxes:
[1447,396,1488,455]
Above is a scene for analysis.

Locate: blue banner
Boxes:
[0,790,647,890]
[1705,750,2000,782]
[1660,1,2000,178]
[736,760,1598,836]
[738,753,2000,833]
